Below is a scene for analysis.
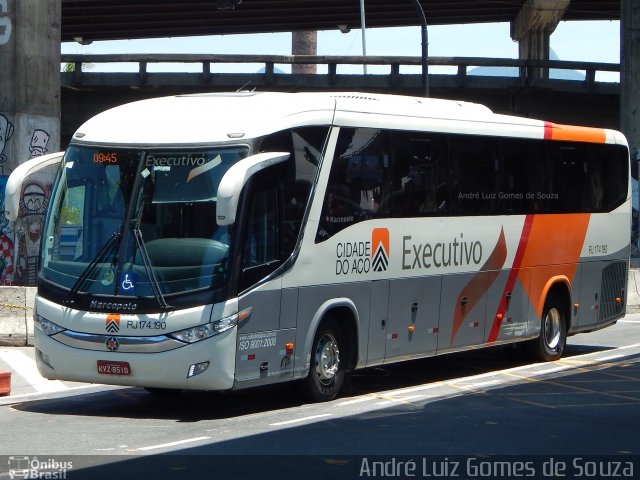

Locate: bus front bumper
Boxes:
[34,328,237,391]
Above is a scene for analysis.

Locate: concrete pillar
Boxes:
[292,30,317,74]
[511,0,569,79]
[621,0,640,259]
[0,0,60,285]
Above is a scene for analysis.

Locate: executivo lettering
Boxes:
[145,153,207,167]
[402,233,483,270]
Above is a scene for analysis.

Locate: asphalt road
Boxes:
[1,315,639,480]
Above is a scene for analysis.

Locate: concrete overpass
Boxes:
[60,54,620,146]
[60,1,619,42]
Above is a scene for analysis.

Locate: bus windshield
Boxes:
[41,145,249,300]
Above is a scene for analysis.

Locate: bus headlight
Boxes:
[34,313,66,336]
[169,308,251,344]
[170,323,218,343]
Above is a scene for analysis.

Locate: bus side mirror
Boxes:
[4,152,64,221]
[216,151,289,226]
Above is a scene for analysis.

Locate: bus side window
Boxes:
[261,127,326,255]
[500,137,546,214]
[450,134,500,215]
[599,144,628,212]
[240,185,282,291]
[57,185,85,260]
[316,128,390,242]
[389,131,449,216]
[549,143,584,213]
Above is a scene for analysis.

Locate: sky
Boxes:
[61,20,620,81]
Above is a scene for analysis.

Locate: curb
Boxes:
[0,370,10,397]
[0,286,36,347]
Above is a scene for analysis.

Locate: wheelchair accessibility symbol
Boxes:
[120,273,136,292]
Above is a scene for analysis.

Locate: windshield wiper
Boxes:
[64,232,121,306]
[131,227,173,311]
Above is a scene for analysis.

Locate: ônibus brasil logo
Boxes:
[335,228,389,276]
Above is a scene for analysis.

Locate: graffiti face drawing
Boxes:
[29,129,50,159]
[0,175,14,284]
[21,183,48,215]
[0,114,14,164]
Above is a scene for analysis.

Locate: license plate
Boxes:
[97,360,131,376]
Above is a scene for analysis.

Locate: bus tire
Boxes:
[301,318,346,402]
[529,293,567,362]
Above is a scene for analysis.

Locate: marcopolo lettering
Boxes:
[90,301,138,311]
[402,233,482,270]
[146,153,207,167]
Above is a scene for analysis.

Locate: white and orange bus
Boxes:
[6,92,630,401]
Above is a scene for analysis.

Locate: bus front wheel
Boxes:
[529,293,567,362]
[301,319,346,402]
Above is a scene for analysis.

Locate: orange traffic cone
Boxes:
[0,370,11,396]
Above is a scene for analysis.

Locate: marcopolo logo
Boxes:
[335,228,389,275]
[90,300,137,312]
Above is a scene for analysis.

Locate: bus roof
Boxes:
[71,91,620,146]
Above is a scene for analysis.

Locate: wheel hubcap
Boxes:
[544,308,562,350]
[314,333,340,385]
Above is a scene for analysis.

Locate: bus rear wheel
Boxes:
[301,319,346,402]
[529,293,567,362]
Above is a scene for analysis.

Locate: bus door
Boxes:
[383,277,441,362]
[237,281,295,388]
[438,273,488,353]
[234,182,295,388]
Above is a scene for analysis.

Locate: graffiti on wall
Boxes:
[0,110,57,286]
[14,180,50,285]
[0,113,14,165]
[29,129,50,159]
[0,0,59,285]
[0,175,14,285]
[0,0,12,46]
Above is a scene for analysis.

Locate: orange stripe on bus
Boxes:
[544,122,606,144]
[450,228,507,344]
[517,214,590,317]
[486,215,534,344]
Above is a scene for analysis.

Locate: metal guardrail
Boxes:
[60,54,620,91]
